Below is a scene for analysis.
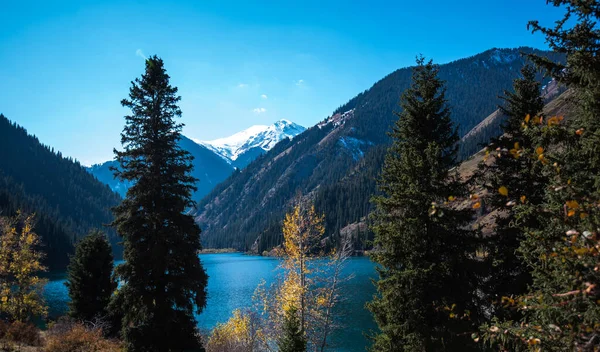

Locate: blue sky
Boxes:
[0,0,563,165]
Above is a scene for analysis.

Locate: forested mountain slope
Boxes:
[458,77,566,159]
[195,47,563,251]
[89,121,306,202]
[0,114,121,269]
[457,88,576,235]
[88,135,234,202]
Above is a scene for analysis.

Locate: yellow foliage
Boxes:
[509,142,522,159]
[206,309,265,352]
[281,204,325,262]
[278,202,325,318]
[566,200,580,210]
[498,186,509,197]
[546,116,563,126]
[0,212,47,322]
[527,337,541,346]
[316,295,327,307]
[248,200,349,350]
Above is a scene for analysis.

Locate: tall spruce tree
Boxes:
[476,64,546,316]
[479,2,600,350]
[367,57,482,351]
[498,64,545,136]
[66,230,116,322]
[111,56,208,352]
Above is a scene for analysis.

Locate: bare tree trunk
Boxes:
[318,239,353,352]
[300,251,305,331]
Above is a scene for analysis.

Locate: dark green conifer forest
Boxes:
[474,64,547,319]
[478,1,600,350]
[0,114,121,270]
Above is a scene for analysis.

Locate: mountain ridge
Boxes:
[196,119,306,169]
[87,135,235,202]
[0,114,122,269]
[194,47,565,251]
[87,120,306,200]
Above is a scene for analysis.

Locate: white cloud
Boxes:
[261,94,268,99]
[253,107,267,114]
[295,79,305,86]
[238,83,248,88]
[135,49,147,60]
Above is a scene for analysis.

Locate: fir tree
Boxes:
[498,64,545,136]
[111,56,208,352]
[277,305,307,352]
[367,57,482,351]
[479,2,600,350]
[476,64,545,317]
[66,229,116,322]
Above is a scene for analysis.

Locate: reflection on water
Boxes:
[44,253,377,351]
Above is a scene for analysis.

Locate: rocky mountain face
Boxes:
[193,47,565,251]
[197,119,306,169]
[458,76,566,159]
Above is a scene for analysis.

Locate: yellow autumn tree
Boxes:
[210,199,351,351]
[0,212,48,322]
[206,309,267,352]
[277,201,324,329]
[252,198,352,351]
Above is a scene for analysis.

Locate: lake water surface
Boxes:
[44,253,377,351]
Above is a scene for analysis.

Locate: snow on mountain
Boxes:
[88,120,305,201]
[476,48,520,69]
[489,48,518,64]
[195,119,306,164]
[338,136,373,161]
[317,109,355,129]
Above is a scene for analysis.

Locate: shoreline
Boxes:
[198,248,240,254]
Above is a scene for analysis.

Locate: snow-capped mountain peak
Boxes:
[195,119,306,164]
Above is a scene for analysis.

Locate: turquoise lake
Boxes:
[43,253,378,351]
